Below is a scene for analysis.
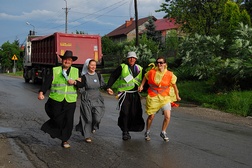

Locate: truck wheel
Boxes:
[31,69,38,84]
[23,70,30,83]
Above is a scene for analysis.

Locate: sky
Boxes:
[0,0,166,46]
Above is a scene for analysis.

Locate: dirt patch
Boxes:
[0,134,35,168]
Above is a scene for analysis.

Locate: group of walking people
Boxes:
[38,50,181,148]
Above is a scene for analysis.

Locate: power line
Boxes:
[71,0,127,23]
[70,11,128,18]
[37,0,129,34]
[69,0,129,30]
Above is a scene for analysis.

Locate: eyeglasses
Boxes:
[156,62,165,64]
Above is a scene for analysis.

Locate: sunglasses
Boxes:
[156,61,165,64]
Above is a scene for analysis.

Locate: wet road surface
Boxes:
[0,74,252,168]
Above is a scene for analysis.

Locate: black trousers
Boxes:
[41,98,76,141]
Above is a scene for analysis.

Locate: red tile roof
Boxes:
[155,18,180,31]
[107,16,157,37]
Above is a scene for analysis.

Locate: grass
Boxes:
[4,71,23,77]
[178,81,252,117]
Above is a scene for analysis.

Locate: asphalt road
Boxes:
[0,74,252,168]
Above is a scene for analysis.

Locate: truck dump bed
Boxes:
[30,32,102,68]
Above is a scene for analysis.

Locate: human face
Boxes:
[127,57,137,66]
[62,58,73,69]
[88,60,96,73]
[156,59,166,71]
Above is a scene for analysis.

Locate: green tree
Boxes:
[101,36,124,55]
[218,0,251,58]
[240,9,251,27]
[157,0,227,36]
[138,34,160,58]
[101,36,130,67]
[0,41,21,72]
[240,0,252,23]
[219,1,246,36]
[75,30,86,34]
[164,30,179,57]
[157,0,251,37]
[145,16,161,42]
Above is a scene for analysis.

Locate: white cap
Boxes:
[127,51,138,59]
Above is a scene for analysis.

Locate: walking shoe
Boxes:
[122,132,131,141]
[61,141,70,148]
[85,138,92,143]
[144,131,151,141]
[160,132,169,142]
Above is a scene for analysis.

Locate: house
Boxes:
[106,16,157,42]
[155,18,182,43]
[106,16,181,43]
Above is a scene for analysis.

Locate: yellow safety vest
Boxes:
[49,66,79,102]
[118,63,142,92]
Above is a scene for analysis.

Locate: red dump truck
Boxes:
[23,32,103,83]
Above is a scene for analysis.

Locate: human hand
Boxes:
[68,79,76,85]
[107,88,114,95]
[177,96,181,101]
[38,92,45,100]
[138,85,143,92]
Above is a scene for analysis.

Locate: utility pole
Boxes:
[134,0,139,47]
[63,0,70,33]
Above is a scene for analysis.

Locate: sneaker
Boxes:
[61,141,70,148]
[160,132,169,142]
[122,132,131,141]
[145,131,151,141]
[85,138,92,143]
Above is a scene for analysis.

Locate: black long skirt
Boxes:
[118,92,145,132]
[41,98,76,141]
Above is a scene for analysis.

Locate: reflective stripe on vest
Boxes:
[147,69,173,97]
[117,63,142,92]
[49,66,79,102]
[50,89,77,94]
[148,84,169,95]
